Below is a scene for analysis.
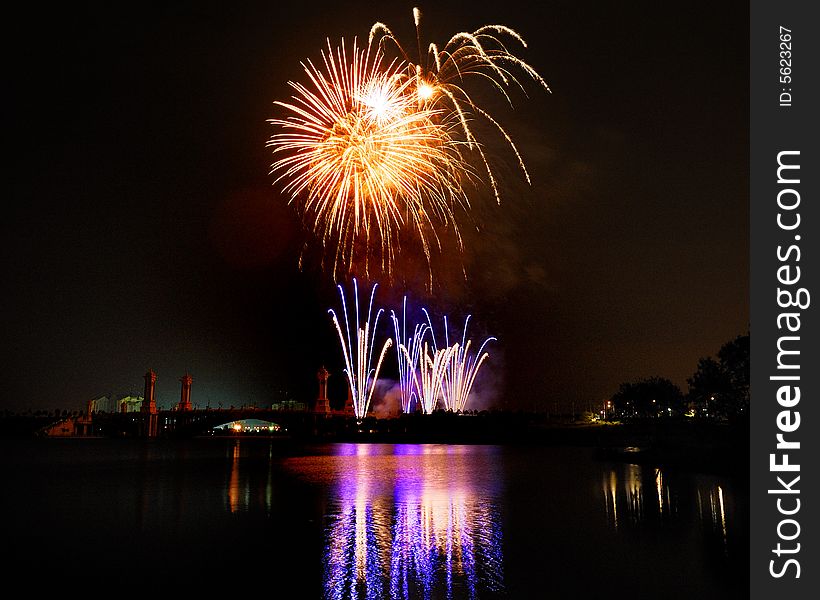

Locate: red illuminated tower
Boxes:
[315,366,330,413]
[141,369,158,437]
[344,380,354,415]
[142,370,157,414]
[178,373,193,411]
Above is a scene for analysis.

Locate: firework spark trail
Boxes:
[402,341,458,414]
[390,296,430,413]
[268,37,474,283]
[370,7,551,204]
[423,311,496,413]
[442,335,496,413]
[328,278,393,419]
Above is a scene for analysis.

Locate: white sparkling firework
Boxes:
[328,278,393,420]
[424,311,496,413]
[390,296,430,413]
[402,340,458,414]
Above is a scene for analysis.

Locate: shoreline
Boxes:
[3,413,749,477]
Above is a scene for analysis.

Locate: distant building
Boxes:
[270,400,306,411]
[118,395,144,413]
[87,395,145,413]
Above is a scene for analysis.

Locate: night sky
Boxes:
[5,0,748,413]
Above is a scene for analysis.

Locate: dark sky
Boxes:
[5,0,748,413]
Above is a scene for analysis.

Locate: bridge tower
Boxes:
[315,366,330,414]
[178,373,193,411]
[344,381,354,415]
[141,369,159,437]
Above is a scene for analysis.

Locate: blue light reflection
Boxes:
[322,444,504,599]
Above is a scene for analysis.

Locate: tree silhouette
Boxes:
[718,333,750,408]
[687,332,749,419]
[610,376,685,418]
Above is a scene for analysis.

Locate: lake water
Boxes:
[1,438,748,598]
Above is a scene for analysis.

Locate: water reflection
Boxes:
[700,485,728,555]
[320,444,504,600]
[224,439,274,514]
[226,440,244,512]
[2,440,747,597]
[600,461,734,552]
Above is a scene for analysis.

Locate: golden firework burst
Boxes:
[267,37,473,282]
[370,6,551,203]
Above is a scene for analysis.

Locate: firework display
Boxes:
[268,38,472,281]
[370,7,550,204]
[424,311,496,413]
[404,341,458,415]
[328,278,393,419]
[390,296,430,413]
[268,8,547,282]
[269,9,521,416]
[328,286,496,417]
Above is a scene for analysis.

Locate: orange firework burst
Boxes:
[267,38,473,282]
[370,7,551,203]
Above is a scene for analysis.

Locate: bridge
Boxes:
[90,407,356,438]
[52,368,360,438]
